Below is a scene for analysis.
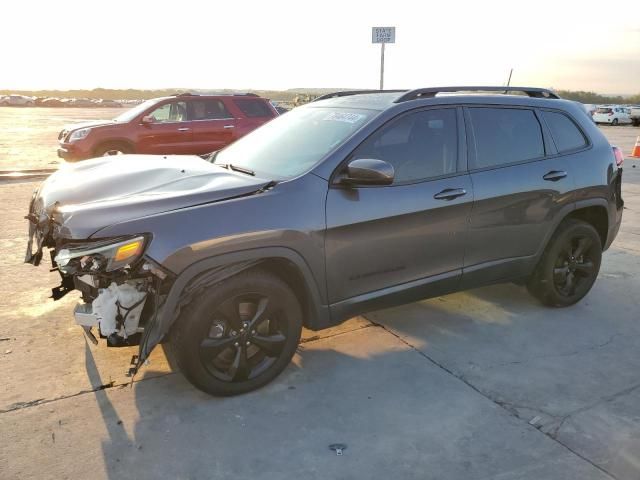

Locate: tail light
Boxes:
[613,146,624,167]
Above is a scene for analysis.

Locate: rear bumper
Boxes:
[604,169,624,251]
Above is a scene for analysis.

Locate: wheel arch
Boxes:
[93,138,135,156]
[566,204,608,248]
[138,247,331,365]
[536,199,609,261]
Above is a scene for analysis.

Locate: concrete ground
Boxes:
[1,127,639,479]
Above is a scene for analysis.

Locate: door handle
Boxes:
[223,125,235,129]
[177,127,191,132]
[433,188,467,201]
[543,170,567,181]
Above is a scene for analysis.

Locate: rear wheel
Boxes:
[612,118,619,126]
[527,219,602,307]
[94,142,133,157]
[171,269,303,396]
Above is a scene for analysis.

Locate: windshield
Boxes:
[214,106,375,178]
[114,99,161,122]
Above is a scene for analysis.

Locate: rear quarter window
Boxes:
[233,99,275,118]
[468,107,544,169]
[542,111,587,153]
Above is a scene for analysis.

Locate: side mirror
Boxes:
[141,115,155,124]
[340,158,394,186]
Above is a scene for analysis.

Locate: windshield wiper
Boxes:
[217,163,255,176]
[201,150,219,162]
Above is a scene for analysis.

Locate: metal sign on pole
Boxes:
[372,27,395,90]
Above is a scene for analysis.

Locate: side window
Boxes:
[352,108,458,184]
[468,107,544,169]
[542,111,587,153]
[233,99,275,118]
[148,101,187,122]
[190,100,232,120]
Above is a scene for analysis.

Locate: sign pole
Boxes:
[380,42,385,90]
[372,27,394,90]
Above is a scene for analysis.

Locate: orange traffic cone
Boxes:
[632,136,640,158]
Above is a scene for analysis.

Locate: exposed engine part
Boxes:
[106,332,142,347]
[73,281,147,342]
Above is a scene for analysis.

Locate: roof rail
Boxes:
[394,86,560,103]
[313,89,407,102]
[172,92,259,97]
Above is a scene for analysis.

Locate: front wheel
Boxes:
[527,219,602,307]
[94,142,133,157]
[612,118,619,126]
[171,269,303,396]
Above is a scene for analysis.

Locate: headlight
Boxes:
[55,236,147,273]
[68,128,91,142]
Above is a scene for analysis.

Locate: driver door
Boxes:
[325,107,473,311]
[137,100,194,154]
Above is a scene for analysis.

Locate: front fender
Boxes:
[136,247,330,368]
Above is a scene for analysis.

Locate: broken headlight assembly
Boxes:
[55,235,147,274]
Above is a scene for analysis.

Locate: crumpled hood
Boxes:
[32,154,271,239]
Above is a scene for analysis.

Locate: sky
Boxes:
[3,0,639,94]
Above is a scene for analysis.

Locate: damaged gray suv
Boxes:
[25,87,624,396]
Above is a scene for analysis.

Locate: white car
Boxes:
[592,106,632,125]
[0,95,35,107]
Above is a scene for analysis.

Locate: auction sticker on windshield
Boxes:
[323,112,366,124]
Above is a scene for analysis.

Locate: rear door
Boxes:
[461,106,573,287]
[136,100,194,154]
[325,107,473,308]
[188,98,238,154]
[231,98,277,138]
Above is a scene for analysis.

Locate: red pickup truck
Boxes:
[57,93,278,160]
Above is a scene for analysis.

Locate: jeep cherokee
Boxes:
[56,93,278,161]
[25,86,624,396]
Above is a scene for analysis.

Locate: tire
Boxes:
[93,142,133,157]
[527,219,602,307]
[171,269,303,396]
[612,118,619,126]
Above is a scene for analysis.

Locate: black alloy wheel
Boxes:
[199,294,289,383]
[172,269,302,396]
[552,235,598,298]
[528,219,602,307]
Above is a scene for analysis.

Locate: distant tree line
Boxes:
[557,90,640,105]
[1,88,639,104]
[0,88,299,102]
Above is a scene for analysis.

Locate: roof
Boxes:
[309,86,563,111]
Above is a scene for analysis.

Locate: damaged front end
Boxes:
[25,198,171,376]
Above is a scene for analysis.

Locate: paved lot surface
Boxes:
[0,106,123,171]
[0,127,639,479]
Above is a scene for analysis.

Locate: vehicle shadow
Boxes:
[82,339,134,479]
[83,258,640,480]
